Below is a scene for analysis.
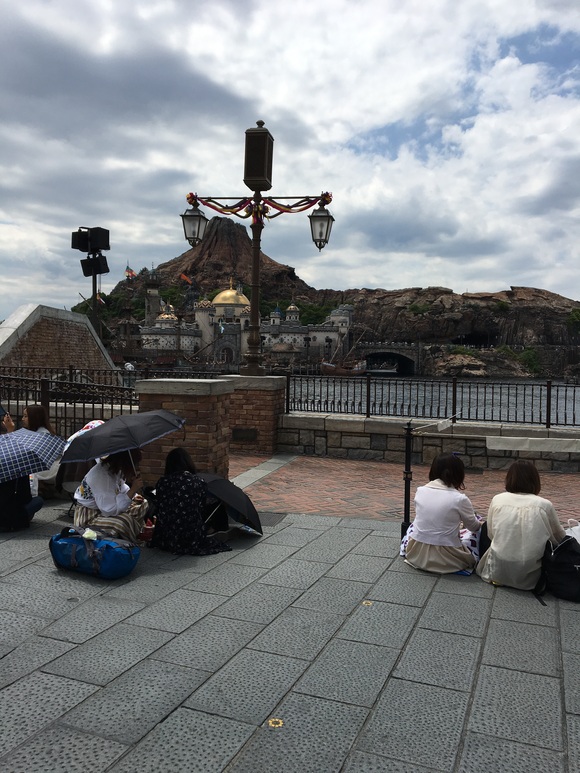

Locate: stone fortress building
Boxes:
[132,271,354,369]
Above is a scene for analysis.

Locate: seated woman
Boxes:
[403,453,483,574]
[152,448,231,555]
[3,404,61,498]
[73,449,148,543]
[477,460,565,590]
[0,476,43,532]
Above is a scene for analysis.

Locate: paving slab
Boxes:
[351,533,402,557]
[151,614,264,672]
[39,596,146,644]
[369,569,437,606]
[457,732,566,773]
[294,638,398,707]
[183,562,267,596]
[490,585,558,625]
[211,582,303,624]
[342,752,438,772]
[42,621,174,685]
[0,724,128,773]
[481,618,560,676]
[468,665,563,750]
[326,552,390,582]
[107,708,254,773]
[257,557,332,589]
[0,635,74,689]
[419,591,491,636]
[357,679,469,770]
[568,714,580,773]
[246,606,344,660]
[561,608,580,654]
[292,576,371,615]
[0,671,98,757]
[61,659,209,744]
[184,648,307,725]
[262,526,328,547]
[126,588,228,633]
[337,600,420,648]
[563,652,580,714]
[227,691,368,773]
[393,627,481,692]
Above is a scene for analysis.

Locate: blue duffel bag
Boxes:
[49,527,140,580]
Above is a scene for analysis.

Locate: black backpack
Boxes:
[541,536,580,602]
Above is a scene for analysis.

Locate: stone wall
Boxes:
[277,413,580,473]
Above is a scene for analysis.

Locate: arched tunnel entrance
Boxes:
[365,351,416,376]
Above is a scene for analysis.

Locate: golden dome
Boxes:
[213,279,250,306]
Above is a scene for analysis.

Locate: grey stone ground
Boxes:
[0,479,577,771]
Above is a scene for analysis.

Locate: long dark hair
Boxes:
[103,449,142,478]
[25,404,55,434]
[164,447,196,476]
[428,453,466,490]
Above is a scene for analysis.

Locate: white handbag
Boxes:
[564,519,580,542]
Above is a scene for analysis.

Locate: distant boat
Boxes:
[320,360,367,377]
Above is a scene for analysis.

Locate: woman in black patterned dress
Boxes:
[152,448,231,555]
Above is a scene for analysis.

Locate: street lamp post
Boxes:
[181,121,334,376]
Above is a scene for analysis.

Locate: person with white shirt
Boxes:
[403,453,483,574]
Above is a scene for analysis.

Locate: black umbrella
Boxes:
[61,410,185,463]
[199,473,262,536]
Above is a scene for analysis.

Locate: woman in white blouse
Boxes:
[477,460,565,590]
[404,454,483,574]
[73,449,148,542]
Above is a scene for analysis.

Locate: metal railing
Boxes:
[286,374,580,428]
[0,375,137,439]
[2,367,579,431]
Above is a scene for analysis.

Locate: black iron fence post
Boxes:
[286,374,291,414]
[452,377,457,423]
[546,380,552,429]
[40,378,50,413]
[402,420,413,539]
[365,372,371,418]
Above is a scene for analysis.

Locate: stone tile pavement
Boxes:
[0,453,577,772]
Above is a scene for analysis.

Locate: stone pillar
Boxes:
[224,375,286,455]
[135,378,234,484]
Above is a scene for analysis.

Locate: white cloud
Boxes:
[0,0,579,323]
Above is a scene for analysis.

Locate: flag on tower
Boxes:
[97,293,106,305]
[125,265,137,279]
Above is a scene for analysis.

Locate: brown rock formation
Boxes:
[110,218,580,367]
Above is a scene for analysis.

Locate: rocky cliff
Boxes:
[156,217,579,343]
[111,217,580,376]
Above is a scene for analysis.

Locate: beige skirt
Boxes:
[405,537,476,574]
[73,500,149,544]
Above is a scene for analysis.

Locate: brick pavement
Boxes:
[231,453,579,527]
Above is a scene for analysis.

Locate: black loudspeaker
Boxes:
[80,254,110,276]
[72,230,89,252]
[88,227,110,251]
[244,121,274,192]
[71,227,110,252]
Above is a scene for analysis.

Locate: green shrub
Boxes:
[408,303,431,315]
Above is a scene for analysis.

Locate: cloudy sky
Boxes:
[1,0,579,322]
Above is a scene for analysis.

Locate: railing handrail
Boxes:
[2,368,579,429]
